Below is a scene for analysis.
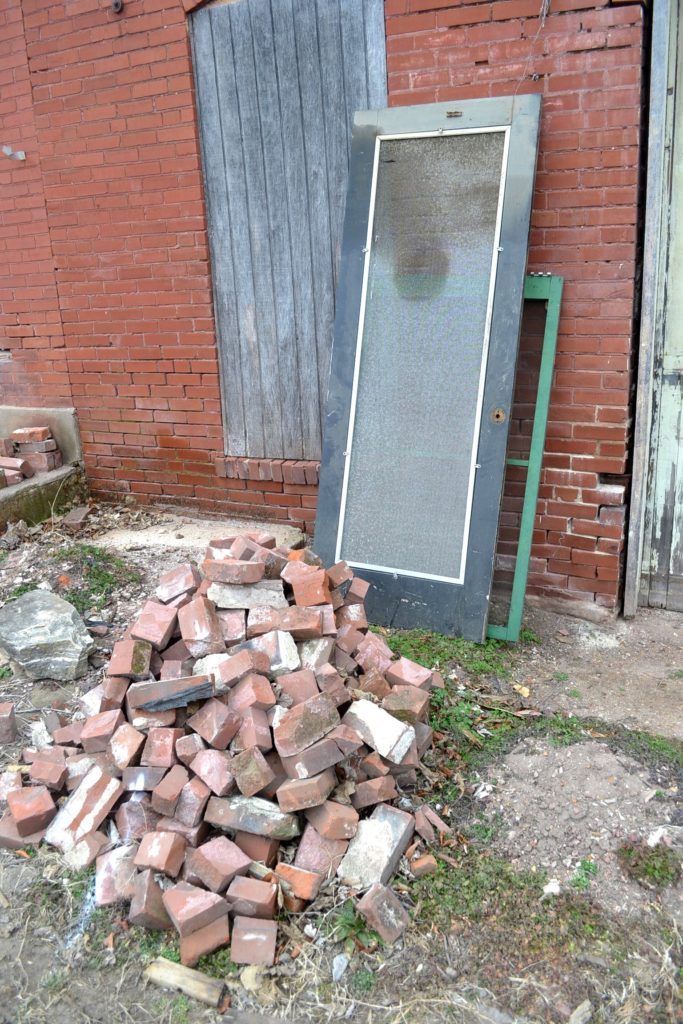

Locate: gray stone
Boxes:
[207,580,288,610]
[233,630,300,676]
[0,590,94,681]
[337,804,414,888]
[205,795,300,839]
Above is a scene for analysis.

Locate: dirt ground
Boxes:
[0,503,680,1024]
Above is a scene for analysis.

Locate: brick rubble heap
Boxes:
[0,533,449,967]
[0,426,63,487]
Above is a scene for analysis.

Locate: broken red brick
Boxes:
[178,597,225,658]
[101,676,129,712]
[29,756,67,791]
[115,794,161,842]
[129,868,173,930]
[381,686,430,724]
[64,830,110,869]
[246,606,281,638]
[0,702,17,744]
[130,600,177,650]
[279,607,324,639]
[109,723,146,770]
[217,609,246,646]
[107,638,152,681]
[192,835,252,893]
[80,709,125,753]
[180,914,231,967]
[175,776,211,828]
[175,733,206,767]
[411,853,438,877]
[95,844,137,906]
[156,563,201,604]
[202,559,265,584]
[187,698,240,749]
[294,823,348,876]
[231,746,276,798]
[385,657,433,690]
[151,764,190,817]
[140,728,185,768]
[162,881,227,937]
[231,916,278,966]
[275,862,323,901]
[236,707,272,753]
[226,876,277,919]
[0,811,46,850]
[326,560,353,590]
[344,576,370,604]
[11,426,51,443]
[228,673,276,714]
[291,569,331,607]
[272,692,340,758]
[279,736,345,780]
[305,801,359,840]
[122,766,168,792]
[52,721,84,747]
[335,604,368,630]
[157,816,210,848]
[355,633,393,675]
[351,776,398,810]
[7,785,56,836]
[0,455,33,478]
[135,830,187,877]
[357,883,409,943]
[232,831,279,867]
[190,749,234,796]
[44,766,124,852]
[277,669,319,706]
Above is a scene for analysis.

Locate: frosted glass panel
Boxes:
[339,130,507,580]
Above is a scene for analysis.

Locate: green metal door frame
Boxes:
[487,272,563,643]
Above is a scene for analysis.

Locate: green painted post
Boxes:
[487,274,563,642]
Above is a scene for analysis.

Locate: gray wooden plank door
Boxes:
[189,0,387,460]
[641,6,683,609]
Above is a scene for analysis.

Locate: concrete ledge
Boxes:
[0,465,88,529]
[0,406,82,463]
[525,593,617,625]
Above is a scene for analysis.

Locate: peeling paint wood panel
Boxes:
[190,0,387,458]
[643,5,683,609]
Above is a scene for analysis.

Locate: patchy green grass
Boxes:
[328,900,382,956]
[571,858,599,892]
[669,669,683,680]
[0,665,12,680]
[195,946,239,978]
[169,994,192,1024]
[409,849,615,962]
[371,626,518,678]
[618,841,682,890]
[567,687,582,699]
[553,670,570,682]
[6,582,39,601]
[350,967,376,995]
[52,543,142,612]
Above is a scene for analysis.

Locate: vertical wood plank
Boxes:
[249,0,303,458]
[292,0,336,434]
[209,6,266,456]
[316,0,348,282]
[190,9,246,456]
[365,0,388,111]
[271,0,322,459]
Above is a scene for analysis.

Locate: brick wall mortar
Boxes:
[0,0,644,605]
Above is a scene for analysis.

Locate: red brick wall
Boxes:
[385,0,644,609]
[0,1,71,404]
[0,0,645,612]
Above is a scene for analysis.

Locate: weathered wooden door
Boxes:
[189,0,387,460]
[641,6,683,609]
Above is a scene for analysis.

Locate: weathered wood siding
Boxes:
[640,4,683,610]
[190,0,387,459]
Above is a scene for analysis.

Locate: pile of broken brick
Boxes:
[0,533,450,970]
[0,426,63,486]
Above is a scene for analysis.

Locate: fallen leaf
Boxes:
[104,932,115,950]
[513,684,530,698]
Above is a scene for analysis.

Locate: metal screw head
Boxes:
[111,0,124,13]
